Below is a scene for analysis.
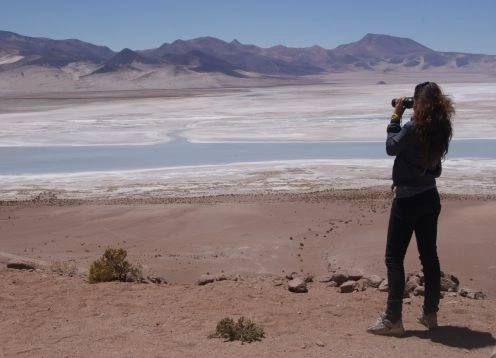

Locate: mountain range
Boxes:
[1,30,495,82]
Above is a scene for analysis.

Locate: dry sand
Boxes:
[1,190,495,357]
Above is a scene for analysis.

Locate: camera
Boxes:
[391,97,414,109]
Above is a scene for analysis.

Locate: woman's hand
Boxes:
[394,96,406,118]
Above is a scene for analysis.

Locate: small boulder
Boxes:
[288,277,308,293]
[147,276,167,284]
[440,276,458,292]
[366,275,383,288]
[316,275,332,283]
[347,269,363,281]
[330,270,349,286]
[413,285,425,296]
[378,279,388,292]
[197,274,215,286]
[460,287,485,300]
[6,262,35,270]
[339,280,357,293]
[405,276,421,293]
[356,278,368,292]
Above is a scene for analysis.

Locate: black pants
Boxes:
[385,188,441,322]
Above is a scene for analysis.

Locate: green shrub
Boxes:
[88,247,142,283]
[209,317,265,343]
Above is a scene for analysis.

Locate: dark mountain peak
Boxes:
[332,33,433,58]
[92,48,159,74]
[230,39,242,46]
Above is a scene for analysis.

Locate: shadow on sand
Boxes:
[406,326,496,350]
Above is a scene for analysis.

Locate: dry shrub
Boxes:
[88,247,142,283]
[50,259,78,276]
[209,317,265,343]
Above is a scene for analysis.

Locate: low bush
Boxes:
[209,316,265,343]
[88,247,142,283]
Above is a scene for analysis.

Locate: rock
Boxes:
[316,275,332,283]
[197,274,215,286]
[147,276,167,284]
[403,298,412,305]
[366,275,383,288]
[285,272,299,280]
[300,273,314,283]
[339,280,357,293]
[356,278,368,292]
[440,277,458,292]
[331,270,349,286]
[315,340,325,347]
[6,262,35,270]
[461,288,486,300]
[347,269,363,281]
[378,279,388,292]
[215,274,229,281]
[288,277,308,293]
[413,285,425,296]
[286,272,313,283]
[405,276,421,293]
[326,281,338,288]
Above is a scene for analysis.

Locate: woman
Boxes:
[367,82,454,336]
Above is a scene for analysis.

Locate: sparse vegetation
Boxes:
[49,259,78,277]
[88,247,142,283]
[209,316,265,343]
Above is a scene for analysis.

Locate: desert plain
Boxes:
[1,73,495,357]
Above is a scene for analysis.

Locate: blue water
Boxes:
[0,137,495,175]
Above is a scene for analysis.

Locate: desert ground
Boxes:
[1,76,495,357]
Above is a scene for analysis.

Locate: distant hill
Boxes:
[0,30,114,68]
[1,30,495,80]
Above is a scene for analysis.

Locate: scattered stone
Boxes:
[378,279,388,292]
[339,280,357,293]
[197,274,215,286]
[315,340,325,347]
[347,269,363,281]
[215,274,229,281]
[405,275,421,293]
[326,281,338,288]
[331,270,349,286]
[6,262,35,270]
[316,275,332,283]
[147,276,167,284]
[460,288,485,300]
[413,285,425,296]
[273,277,285,286]
[288,277,308,293]
[440,276,459,292]
[365,275,383,288]
[285,272,299,280]
[355,278,368,292]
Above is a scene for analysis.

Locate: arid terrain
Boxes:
[1,191,495,357]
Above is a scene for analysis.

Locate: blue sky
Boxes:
[2,0,495,54]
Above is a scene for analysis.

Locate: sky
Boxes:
[1,0,495,54]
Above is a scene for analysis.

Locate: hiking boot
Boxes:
[367,313,405,336]
[417,311,438,330]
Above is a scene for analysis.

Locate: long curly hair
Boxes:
[411,82,454,168]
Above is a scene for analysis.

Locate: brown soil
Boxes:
[1,190,495,357]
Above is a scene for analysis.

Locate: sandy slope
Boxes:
[1,191,495,357]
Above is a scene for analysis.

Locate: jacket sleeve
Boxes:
[386,121,412,156]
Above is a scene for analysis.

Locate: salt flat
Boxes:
[1,81,495,199]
